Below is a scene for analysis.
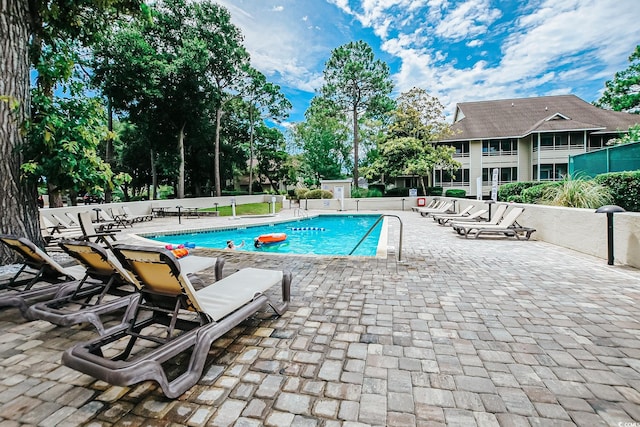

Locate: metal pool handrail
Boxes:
[349,214,403,261]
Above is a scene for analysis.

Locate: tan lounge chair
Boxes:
[0,235,84,318]
[62,244,290,398]
[453,207,536,239]
[28,240,141,334]
[78,211,120,248]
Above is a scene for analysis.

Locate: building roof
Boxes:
[443,94,639,142]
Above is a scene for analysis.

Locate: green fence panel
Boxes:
[569,142,640,177]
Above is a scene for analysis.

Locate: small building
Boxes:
[430,94,639,197]
[320,179,353,198]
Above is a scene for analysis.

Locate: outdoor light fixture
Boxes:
[595,205,625,265]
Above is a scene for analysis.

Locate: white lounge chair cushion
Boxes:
[178,255,218,275]
[196,268,283,321]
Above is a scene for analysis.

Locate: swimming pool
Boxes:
[145,214,385,257]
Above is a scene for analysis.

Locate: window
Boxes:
[482,139,518,156]
[451,141,469,157]
[482,167,518,185]
[435,168,469,186]
[532,163,567,181]
[569,132,584,148]
[535,133,574,151]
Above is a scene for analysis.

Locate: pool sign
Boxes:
[409,188,418,197]
[491,168,499,201]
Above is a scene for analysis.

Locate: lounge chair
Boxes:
[27,240,142,334]
[122,206,153,222]
[435,208,488,226]
[99,209,133,228]
[0,235,84,318]
[62,244,290,398]
[51,213,82,232]
[431,205,474,221]
[78,211,120,248]
[450,204,508,230]
[417,202,454,217]
[454,207,536,239]
[65,212,80,227]
[411,198,441,212]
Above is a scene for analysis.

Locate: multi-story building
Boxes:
[416,95,638,197]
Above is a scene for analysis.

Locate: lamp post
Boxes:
[92,207,102,222]
[176,205,183,224]
[595,205,625,265]
[485,200,495,221]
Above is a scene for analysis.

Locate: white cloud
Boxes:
[434,0,502,41]
[272,5,284,12]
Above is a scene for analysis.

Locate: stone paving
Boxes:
[1,208,640,426]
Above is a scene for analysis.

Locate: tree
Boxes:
[292,97,351,186]
[198,3,251,196]
[321,40,393,188]
[595,45,640,113]
[0,0,143,262]
[254,125,289,193]
[372,88,459,193]
[243,68,291,194]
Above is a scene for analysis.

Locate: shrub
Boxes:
[426,186,443,196]
[538,175,612,208]
[506,195,523,203]
[498,181,540,201]
[445,189,466,198]
[306,189,334,199]
[521,182,561,204]
[295,188,310,199]
[594,171,640,212]
[385,187,410,197]
[366,188,383,197]
[368,184,386,195]
[350,187,367,198]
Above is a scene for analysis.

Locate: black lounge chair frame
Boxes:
[62,245,290,398]
[28,240,141,333]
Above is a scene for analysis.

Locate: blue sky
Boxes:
[213,0,640,125]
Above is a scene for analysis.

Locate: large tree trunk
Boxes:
[0,0,42,263]
[150,149,157,200]
[177,122,186,199]
[248,111,254,195]
[104,98,114,203]
[214,107,222,197]
[352,105,359,188]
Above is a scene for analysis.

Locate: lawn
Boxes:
[199,202,282,216]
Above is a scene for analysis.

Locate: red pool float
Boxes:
[255,233,287,245]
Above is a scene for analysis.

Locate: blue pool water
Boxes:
[146,214,383,256]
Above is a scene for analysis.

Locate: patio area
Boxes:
[1,207,639,426]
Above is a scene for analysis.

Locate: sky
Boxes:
[212,0,640,125]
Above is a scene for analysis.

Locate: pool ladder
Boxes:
[294,208,308,218]
[349,214,403,261]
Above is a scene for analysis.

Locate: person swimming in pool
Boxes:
[226,240,245,250]
[253,238,262,248]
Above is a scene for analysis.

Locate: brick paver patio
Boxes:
[0,208,639,426]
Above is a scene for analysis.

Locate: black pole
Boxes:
[606,212,615,265]
[176,206,182,224]
[356,200,360,211]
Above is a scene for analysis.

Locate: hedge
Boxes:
[497,181,541,201]
[594,171,640,212]
[445,189,466,198]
